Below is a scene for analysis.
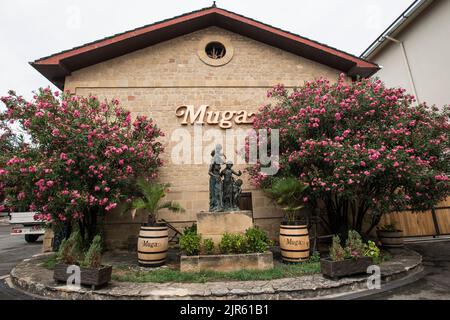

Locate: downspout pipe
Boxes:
[385,36,421,105]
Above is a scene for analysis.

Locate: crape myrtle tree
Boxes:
[0,126,22,208]
[248,74,449,236]
[0,88,164,245]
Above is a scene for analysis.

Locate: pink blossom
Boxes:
[435,175,449,181]
[105,203,117,211]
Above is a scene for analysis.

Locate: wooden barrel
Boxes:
[137,224,169,267]
[377,230,404,248]
[279,224,310,263]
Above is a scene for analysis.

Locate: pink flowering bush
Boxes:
[248,75,449,235]
[0,126,21,210]
[0,88,164,243]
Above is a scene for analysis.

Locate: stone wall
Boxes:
[65,27,342,250]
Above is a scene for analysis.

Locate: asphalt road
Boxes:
[0,218,42,300]
[367,240,450,300]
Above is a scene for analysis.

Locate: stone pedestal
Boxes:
[197,210,254,244]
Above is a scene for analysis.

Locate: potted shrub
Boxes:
[377,223,404,248]
[53,232,112,290]
[131,179,185,267]
[320,230,375,280]
[266,177,310,263]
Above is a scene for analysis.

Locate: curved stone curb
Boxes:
[10,249,422,300]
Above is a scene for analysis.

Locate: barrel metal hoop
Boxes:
[138,250,168,255]
[279,233,309,237]
[281,248,310,253]
[141,228,168,231]
[280,226,308,230]
[138,258,166,265]
[139,235,169,239]
[281,255,308,261]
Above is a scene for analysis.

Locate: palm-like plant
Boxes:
[132,179,185,225]
[265,177,309,224]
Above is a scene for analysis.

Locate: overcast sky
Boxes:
[0,0,414,101]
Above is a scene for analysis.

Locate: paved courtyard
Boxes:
[1,215,449,300]
[0,219,41,300]
[367,240,450,300]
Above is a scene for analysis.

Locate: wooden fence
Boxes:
[381,198,450,237]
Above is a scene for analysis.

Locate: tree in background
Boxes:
[248,75,449,236]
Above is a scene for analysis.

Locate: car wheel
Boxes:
[25,234,40,243]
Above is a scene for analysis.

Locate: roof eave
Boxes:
[32,6,379,87]
[30,62,68,90]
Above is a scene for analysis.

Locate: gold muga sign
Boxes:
[176,105,255,129]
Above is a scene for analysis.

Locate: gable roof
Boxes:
[31,5,380,90]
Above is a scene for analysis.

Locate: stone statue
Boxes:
[208,145,245,212]
[220,161,242,211]
[208,145,226,212]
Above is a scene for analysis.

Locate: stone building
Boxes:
[31,5,379,249]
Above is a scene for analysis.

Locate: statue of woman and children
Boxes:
[208,144,243,212]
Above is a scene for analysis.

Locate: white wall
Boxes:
[371,0,450,108]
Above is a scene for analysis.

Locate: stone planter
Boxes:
[377,230,404,248]
[320,257,373,280]
[53,263,112,290]
[180,252,274,273]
